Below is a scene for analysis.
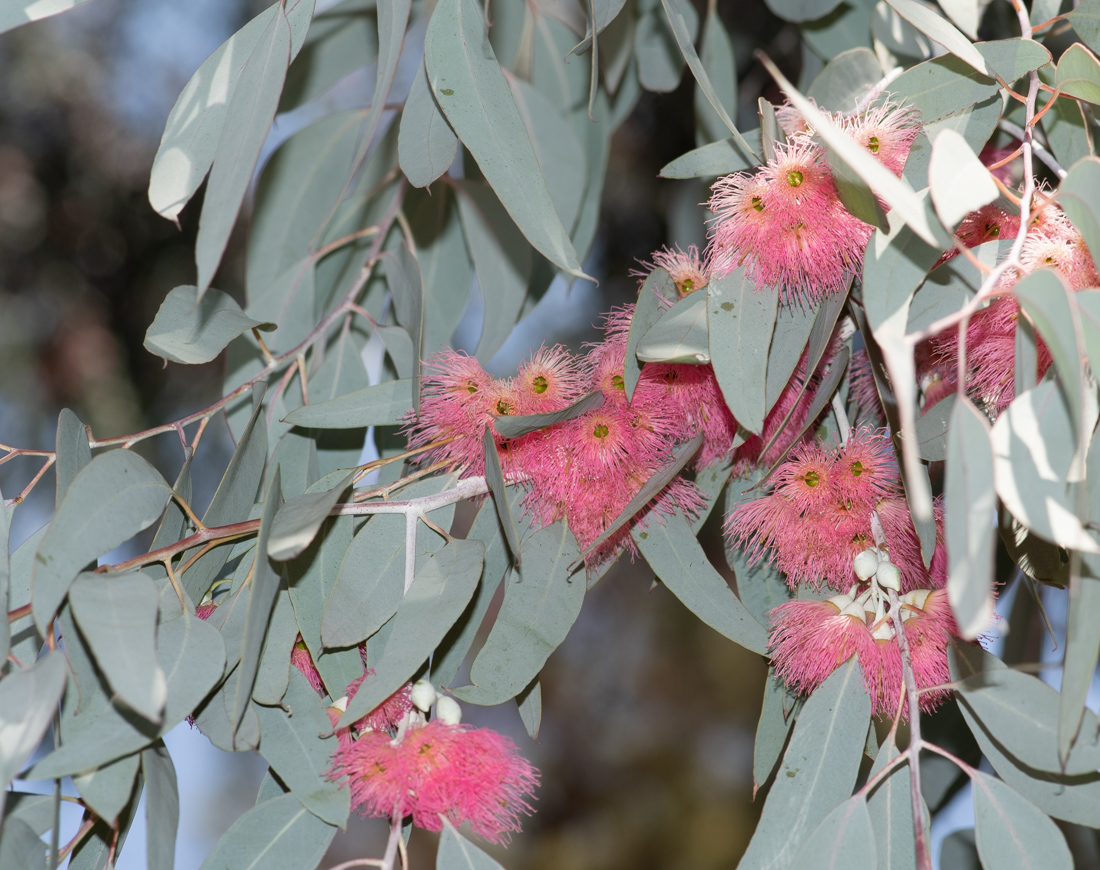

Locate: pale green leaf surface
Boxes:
[972,769,1073,870]
[634,510,768,654]
[73,753,140,824]
[807,48,882,111]
[407,188,472,357]
[426,0,586,278]
[915,394,956,461]
[929,129,999,229]
[0,652,68,811]
[1056,158,1100,293]
[884,0,990,75]
[436,818,505,870]
[637,286,710,364]
[255,669,349,826]
[0,818,45,870]
[908,239,1007,336]
[938,0,979,38]
[55,408,91,508]
[33,450,172,633]
[70,571,168,722]
[695,8,737,145]
[267,473,352,561]
[1056,44,1100,105]
[753,670,797,794]
[142,741,180,870]
[625,268,677,399]
[283,378,415,429]
[868,739,921,870]
[198,793,336,870]
[400,58,459,188]
[482,425,521,565]
[736,658,871,870]
[1067,1,1100,56]
[338,539,485,727]
[890,55,998,124]
[251,588,297,705]
[195,8,291,298]
[659,130,762,178]
[788,797,877,870]
[491,391,604,438]
[144,284,274,365]
[454,521,582,705]
[635,0,692,93]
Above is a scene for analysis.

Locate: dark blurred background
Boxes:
[0,1,811,867]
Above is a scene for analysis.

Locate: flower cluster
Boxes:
[327,683,538,844]
[404,300,842,563]
[708,98,921,306]
[725,429,946,593]
[925,201,1099,415]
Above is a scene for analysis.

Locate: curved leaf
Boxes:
[929,129,999,229]
[145,285,273,365]
[659,130,763,178]
[283,378,415,429]
[491,391,604,438]
[198,793,335,870]
[789,797,876,870]
[637,287,710,364]
[400,58,459,188]
[972,769,1073,870]
[0,652,68,810]
[267,473,353,562]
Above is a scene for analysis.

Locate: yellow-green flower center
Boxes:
[593,423,609,439]
[532,375,548,394]
[867,136,880,154]
[751,196,764,212]
[786,170,804,187]
[611,374,625,390]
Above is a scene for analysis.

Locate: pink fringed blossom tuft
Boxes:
[902,589,961,712]
[830,428,898,510]
[771,442,835,514]
[346,672,414,735]
[642,244,711,296]
[839,100,922,176]
[848,349,884,426]
[707,139,872,305]
[195,602,217,621]
[512,345,587,415]
[329,720,538,845]
[291,636,325,694]
[980,142,1020,186]
[954,204,1018,251]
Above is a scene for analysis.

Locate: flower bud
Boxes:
[435,695,463,725]
[330,695,348,713]
[902,589,931,611]
[875,561,901,591]
[853,547,880,580]
[411,679,437,713]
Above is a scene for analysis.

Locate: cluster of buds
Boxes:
[769,545,961,716]
[327,680,538,844]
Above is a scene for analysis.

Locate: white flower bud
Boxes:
[330,695,348,713]
[411,679,437,713]
[435,695,463,725]
[870,602,895,640]
[853,548,880,581]
[902,589,931,610]
[875,561,901,591]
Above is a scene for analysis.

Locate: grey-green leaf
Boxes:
[268,473,352,562]
[283,378,415,429]
[884,0,990,75]
[788,796,877,870]
[255,669,350,826]
[70,571,168,723]
[195,7,291,298]
[197,793,336,870]
[914,394,955,461]
[32,449,172,633]
[425,0,586,279]
[754,670,797,795]
[634,510,768,655]
[491,391,604,438]
[890,55,998,124]
[481,426,521,566]
[0,652,68,814]
[637,287,710,364]
[145,285,274,365]
[55,407,91,507]
[765,0,842,24]
[808,48,883,111]
[454,521,583,705]
[142,741,180,870]
[928,129,999,229]
[945,397,996,640]
[399,58,459,188]
[338,539,485,727]
[73,753,140,825]
[659,130,763,178]
[707,267,780,434]
[625,268,677,399]
[868,739,921,870]
[436,817,506,870]
[972,769,1073,870]
[1057,158,1100,281]
[736,658,871,870]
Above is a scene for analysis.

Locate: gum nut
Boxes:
[828,592,856,610]
[435,695,463,726]
[876,561,902,591]
[902,589,931,611]
[872,619,895,641]
[853,548,880,580]
[411,679,438,712]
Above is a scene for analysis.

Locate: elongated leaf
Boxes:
[70,571,168,722]
[0,494,9,664]
[456,182,531,364]
[142,741,179,870]
[383,241,424,402]
[0,652,68,815]
[635,510,767,653]
[754,670,797,795]
[454,521,582,705]
[868,739,921,870]
[426,0,585,278]
[577,431,704,561]
[635,0,692,93]
[400,58,459,188]
[929,129,999,229]
[695,7,737,145]
[252,588,297,705]
[338,539,485,727]
[890,55,999,124]
[945,398,996,639]
[972,769,1073,870]
[1057,158,1100,280]
[637,284,710,365]
[256,669,349,826]
[145,285,273,365]
[198,793,336,870]
[55,408,91,507]
[885,0,990,75]
[0,817,46,870]
[789,797,876,870]
[33,450,172,633]
[978,38,1051,82]
[283,378,415,429]
[227,467,284,737]
[482,425,521,565]
[954,646,1100,775]
[659,130,763,178]
[660,0,758,158]
[267,473,352,562]
[1056,44,1100,105]
[991,380,1099,553]
[1068,1,1100,56]
[28,609,225,779]
[195,7,291,298]
[436,817,506,870]
[73,753,140,824]
[736,658,871,870]
[914,394,955,461]
[492,391,604,438]
[807,48,882,111]
[707,267,779,434]
[908,239,1007,336]
[625,268,677,399]
[762,57,948,247]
